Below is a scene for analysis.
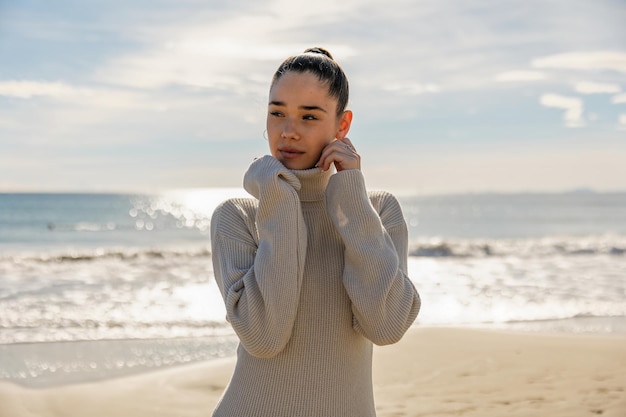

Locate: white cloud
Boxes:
[0,80,147,109]
[494,70,547,82]
[91,0,364,91]
[0,80,87,99]
[574,81,621,94]
[382,82,440,95]
[618,114,626,130]
[612,93,626,104]
[96,39,357,92]
[539,93,585,128]
[3,0,626,192]
[532,51,626,73]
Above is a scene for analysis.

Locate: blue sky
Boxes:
[1,0,625,194]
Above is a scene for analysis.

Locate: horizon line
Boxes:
[1,187,625,197]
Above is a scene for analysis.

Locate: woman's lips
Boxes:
[279,148,304,159]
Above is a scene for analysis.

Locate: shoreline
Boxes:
[2,319,626,389]
[3,317,626,390]
[0,335,240,389]
[1,327,625,417]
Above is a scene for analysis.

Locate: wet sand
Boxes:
[1,327,624,417]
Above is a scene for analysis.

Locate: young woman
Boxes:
[210,47,420,417]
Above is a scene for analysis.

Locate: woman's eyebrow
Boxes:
[300,105,327,113]
[268,101,327,113]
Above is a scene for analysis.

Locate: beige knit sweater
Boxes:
[210,155,420,417]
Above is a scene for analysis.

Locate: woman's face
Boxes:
[267,71,349,170]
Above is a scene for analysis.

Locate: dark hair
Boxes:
[271,47,349,116]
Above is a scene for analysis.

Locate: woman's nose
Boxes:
[281,119,299,140]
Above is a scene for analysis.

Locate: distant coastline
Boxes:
[2,187,626,197]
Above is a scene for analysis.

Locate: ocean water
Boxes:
[1,190,625,386]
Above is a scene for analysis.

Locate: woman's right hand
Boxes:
[316,138,360,172]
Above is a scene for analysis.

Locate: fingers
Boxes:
[342,137,356,151]
[316,138,360,172]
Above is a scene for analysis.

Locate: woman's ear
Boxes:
[335,110,353,139]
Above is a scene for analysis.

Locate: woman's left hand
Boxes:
[316,138,360,172]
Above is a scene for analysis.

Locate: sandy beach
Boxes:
[0,327,624,417]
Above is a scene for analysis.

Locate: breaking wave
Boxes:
[409,235,626,258]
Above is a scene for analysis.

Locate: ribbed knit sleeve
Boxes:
[325,170,420,345]
[210,156,308,358]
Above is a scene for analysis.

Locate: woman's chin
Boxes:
[280,159,316,170]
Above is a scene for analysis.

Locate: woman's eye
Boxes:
[303,114,318,121]
[269,111,284,117]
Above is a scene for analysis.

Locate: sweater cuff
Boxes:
[243,155,301,199]
[325,170,374,229]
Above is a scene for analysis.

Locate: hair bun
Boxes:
[303,47,334,60]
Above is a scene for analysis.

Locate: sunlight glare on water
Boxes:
[174,281,227,322]
[164,188,248,219]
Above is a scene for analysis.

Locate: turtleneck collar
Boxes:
[291,167,333,202]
